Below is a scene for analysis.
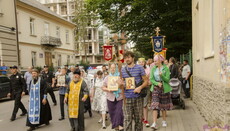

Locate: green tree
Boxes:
[86,0,192,59]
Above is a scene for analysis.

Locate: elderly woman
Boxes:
[150,54,173,129]
[102,63,124,131]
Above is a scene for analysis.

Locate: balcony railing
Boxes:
[41,36,62,47]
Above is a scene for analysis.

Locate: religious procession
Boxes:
[1,0,229,131]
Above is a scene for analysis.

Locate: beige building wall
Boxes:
[17,0,76,69]
[0,0,18,66]
[192,0,230,124]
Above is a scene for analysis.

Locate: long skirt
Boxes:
[107,99,124,129]
[151,86,173,110]
[26,100,52,127]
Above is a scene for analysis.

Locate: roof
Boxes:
[18,0,76,26]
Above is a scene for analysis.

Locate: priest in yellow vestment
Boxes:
[64,70,89,131]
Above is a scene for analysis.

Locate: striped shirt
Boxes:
[121,64,146,98]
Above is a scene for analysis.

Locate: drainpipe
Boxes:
[14,0,20,67]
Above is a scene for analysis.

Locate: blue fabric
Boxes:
[29,78,41,124]
[0,66,8,75]
[121,64,146,98]
[109,66,121,99]
[154,67,163,81]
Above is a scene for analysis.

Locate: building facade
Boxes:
[37,0,110,65]
[192,0,230,125]
[0,0,18,66]
[17,0,76,68]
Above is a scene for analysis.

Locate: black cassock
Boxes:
[26,78,52,127]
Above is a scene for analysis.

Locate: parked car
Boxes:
[0,76,11,99]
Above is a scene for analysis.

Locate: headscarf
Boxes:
[154,54,165,62]
[109,64,121,98]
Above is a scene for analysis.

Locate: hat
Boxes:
[73,69,81,75]
[138,58,146,62]
[44,65,49,68]
[10,65,18,69]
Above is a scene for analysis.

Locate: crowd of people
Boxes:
[5,51,191,131]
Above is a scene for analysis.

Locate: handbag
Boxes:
[125,67,147,97]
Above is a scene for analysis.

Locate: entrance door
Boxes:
[45,52,52,66]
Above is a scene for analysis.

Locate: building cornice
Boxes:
[16,0,76,28]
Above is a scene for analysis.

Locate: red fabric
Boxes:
[103,46,113,61]
[119,50,124,63]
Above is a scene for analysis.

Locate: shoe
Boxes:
[89,110,92,117]
[151,123,158,130]
[102,122,106,129]
[59,117,65,121]
[162,121,167,127]
[143,120,150,127]
[53,103,57,106]
[27,127,35,131]
[20,112,27,116]
[45,121,50,125]
[98,118,102,123]
[10,118,15,121]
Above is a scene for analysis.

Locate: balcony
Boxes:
[41,36,62,47]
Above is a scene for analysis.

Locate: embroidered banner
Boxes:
[152,36,164,53]
[119,50,124,63]
[103,45,113,61]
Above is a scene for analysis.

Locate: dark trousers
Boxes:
[11,93,27,119]
[59,94,65,118]
[69,113,85,131]
[47,87,57,104]
[182,79,190,97]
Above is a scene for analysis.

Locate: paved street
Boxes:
[0,91,207,131]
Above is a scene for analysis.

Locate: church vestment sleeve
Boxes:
[81,80,89,99]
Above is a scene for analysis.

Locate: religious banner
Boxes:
[152,36,164,53]
[103,45,113,61]
[57,75,66,87]
[107,76,119,91]
[119,50,124,63]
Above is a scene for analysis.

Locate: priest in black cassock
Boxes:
[26,69,52,131]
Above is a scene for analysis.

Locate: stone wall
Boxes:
[193,76,228,124]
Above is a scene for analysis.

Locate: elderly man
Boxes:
[26,69,52,131]
[64,70,89,131]
[68,66,76,81]
[24,67,33,91]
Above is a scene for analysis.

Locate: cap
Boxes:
[73,69,81,75]
[10,65,18,69]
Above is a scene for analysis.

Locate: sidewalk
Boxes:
[99,99,206,131]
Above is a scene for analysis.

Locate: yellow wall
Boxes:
[192,0,230,83]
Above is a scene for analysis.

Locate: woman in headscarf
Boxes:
[102,63,124,131]
[150,54,173,129]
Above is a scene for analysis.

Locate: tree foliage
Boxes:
[86,0,192,59]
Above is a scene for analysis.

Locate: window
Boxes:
[44,23,49,36]
[31,52,37,67]
[56,26,60,38]
[58,55,61,66]
[99,44,103,54]
[88,43,92,54]
[97,57,101,63]
[88,29,92,40]
[66,30,69,43]
[61,5,67,15]
[67,55,70,65]
[30,18,35,35]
